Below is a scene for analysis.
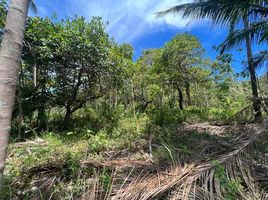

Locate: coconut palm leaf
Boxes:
[157,0,268,53]
[253,50,268,70]
[111,119,268,200]
[219,21,268,53]
[29,0,37,13]
[157,0,268,27]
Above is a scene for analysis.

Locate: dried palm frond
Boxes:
[108,119,268,200]
[13,119,268,200]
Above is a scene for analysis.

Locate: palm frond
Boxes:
[29,0,37,14]
[219,21,268,53]
[111,119,268,200]
[227,15,241,42]
[253,50,268,69]
[156,0,267,27]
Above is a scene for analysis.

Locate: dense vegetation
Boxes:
[12,16,251,139]
[0,0,268,200]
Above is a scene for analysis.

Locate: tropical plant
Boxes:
[157,0,268,119]
[157,34,205,109]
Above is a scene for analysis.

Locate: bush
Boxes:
[72,104,125,134]
[148,105,186,126]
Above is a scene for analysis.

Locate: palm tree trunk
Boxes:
[243,16,262,120]
[17,64,24,141]
[0,0,29,190]
[266,71,268,86]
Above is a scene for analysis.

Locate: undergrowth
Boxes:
[2,104,257,199]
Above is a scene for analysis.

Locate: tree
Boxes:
[154,34,205,110]
[135,49,160,112]
[22,17,113,130]
[243,15,262,119]
[0,0,31,191]
[21,17,55,131]
[158,0,266,119]
[107,43,134,109]
[55,17,111,129]
[0,0,8,37]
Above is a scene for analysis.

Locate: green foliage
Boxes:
[158,0,265,120]
[214,162,244,200]
[152,145,176,165]
[88,130,112,152]
[148,105,186,126]
[0,0,7,35]
[3,2,267,199]
[64,152,81,178]
[13,17,250,139]
[100,169,113,192]
[87,114,148,152]
[148,104,241,127]
[19,15,114,131]
[98,103,124,133]
[0,177,12,200]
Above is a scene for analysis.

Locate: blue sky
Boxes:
[32,0,266,74]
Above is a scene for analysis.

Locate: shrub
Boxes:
[148,105,186,126]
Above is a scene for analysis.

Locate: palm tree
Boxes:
[243,15,262,119]
[220,14,268,84]
[0,0,34,191]
[158,0,267,119]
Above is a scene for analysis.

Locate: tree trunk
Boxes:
[46,107,51,131]
[185,82,191,106]
[62,107,72,130]
[37,79,48,131]
[114,88,118,109]
[161,88,165,108]
[123,89,128,109]
[266,71,268,86]
[32,61,37,87]
[177,87,184,110]
[0,0,29,190]
[17,65,23,141]
[131,83,135,117]
[141,99,153,113]
[243,16,262,119]
[169,86,176,107]
[37,105,47,131]
[109,91,112,109]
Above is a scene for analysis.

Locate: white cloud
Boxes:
[36,0,194,43]
[71,0,194,43]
